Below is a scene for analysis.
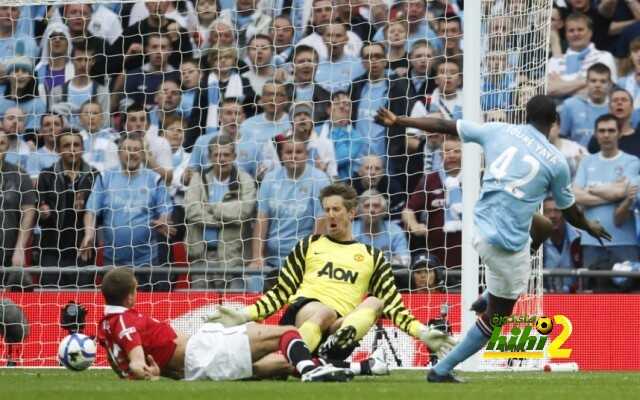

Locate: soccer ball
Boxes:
[535,317,554,335]
[58,333,96,371]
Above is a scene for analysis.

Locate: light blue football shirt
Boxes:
[355,80,389,157]
[457,120,576,252]
[559,95,609,148]
[352,219,410,265]
[315,55,366,94]
[574,151,640,247]
[85,168,173,266]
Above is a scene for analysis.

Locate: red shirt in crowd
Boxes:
[407,171,462,269]
[97,305,177,378]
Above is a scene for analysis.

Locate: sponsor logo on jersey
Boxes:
[318,262,359,283]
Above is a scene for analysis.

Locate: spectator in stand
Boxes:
[402,136,463,277]
[562,0,614,51]
[49,45,110,130]
[559,62,611,148]
[600,0,640,58]
[409,253,444,293]
[192,0,220,50]
[121,32,181,107]
[352,42,397,157]
[81,132,174,290]
[37,129,99,288]
[238,79,291,178]
[547,12,617,98]
[426,59,463,121]
[406,40,437,105]
[123,103,174,185]
[249,137,330,278]
[161,115,191,206]
[0,56,46,131]
[0,6,39,65]
[405,126,444,188]
[617,37,640,111]
[549,115,587,179]
[298,0,363,61]
[549,5,568,58]
[35,22,74,98]
[0,132,36,289]
[78,100,119,173]
[317,91,366,181]
[149,79,183,129]
[262,102,337,177]
[373,0,442,52]
[179,58,207,148]
[271,15,295,67]
[1,107,35,176]
[352,189,410,268]
[184,134,256,289]
[349,155,406,219]
[542,197,581,293]
[574,114,640,291]
[314,22,366,93]
[439,14,463,64]
[205,46,256,126]
[588,88,640,157]
[179,58,203,121]
[290,45,329,121]
[32,113,64,177]
[207,18,237,49]
[218,0,272,49]
[481,51,515,111]
[120,0,193,72]
[60,4,123,86]
[242,34,279,98]
[190,98,246,172]
[384,20,410,77]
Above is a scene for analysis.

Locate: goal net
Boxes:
[0,0,552,371]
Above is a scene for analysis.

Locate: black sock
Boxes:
[360,360,372,375]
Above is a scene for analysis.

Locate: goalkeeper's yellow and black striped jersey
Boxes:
[245,235,423,337]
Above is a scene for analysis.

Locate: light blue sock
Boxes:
[433,323,490,375]
[481,289,489,301]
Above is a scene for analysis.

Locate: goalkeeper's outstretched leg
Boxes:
[319,297,384,360]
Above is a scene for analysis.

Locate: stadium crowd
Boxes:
[0,0,639,294]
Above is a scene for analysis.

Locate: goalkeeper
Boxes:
[209,183,456,361]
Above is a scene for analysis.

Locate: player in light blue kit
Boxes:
[376,95,611,383]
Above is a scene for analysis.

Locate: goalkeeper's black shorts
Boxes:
[279,297,343,326]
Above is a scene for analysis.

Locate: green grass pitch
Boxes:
[1,369,638,400]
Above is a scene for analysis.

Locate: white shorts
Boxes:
[184,323,253,381]
[473,232,531,300]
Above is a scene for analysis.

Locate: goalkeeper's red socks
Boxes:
[279,330,316,375]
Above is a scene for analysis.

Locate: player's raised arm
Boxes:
[375,108,459,136]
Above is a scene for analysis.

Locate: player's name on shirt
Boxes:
[505,125,562,165]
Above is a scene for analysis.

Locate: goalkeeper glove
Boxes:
[418,326,457,359]
[205,306,252,327]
